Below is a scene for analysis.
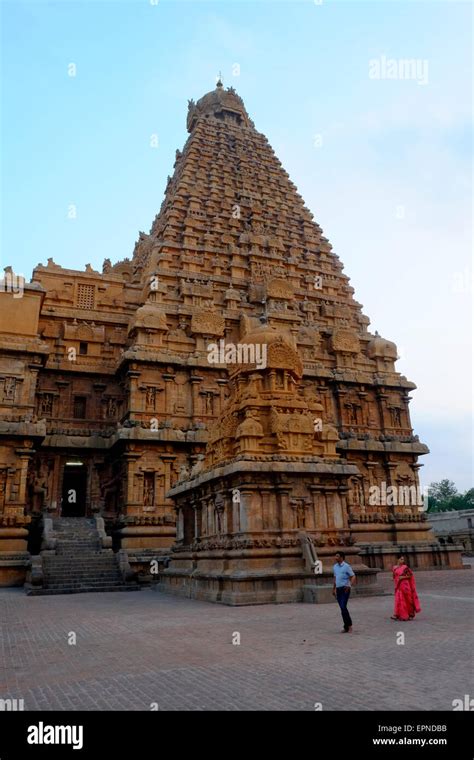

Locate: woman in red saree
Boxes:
[391,555,421,621]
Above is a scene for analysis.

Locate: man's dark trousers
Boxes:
[336,587,353,630]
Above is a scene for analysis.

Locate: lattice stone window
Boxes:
[76,283,95,310]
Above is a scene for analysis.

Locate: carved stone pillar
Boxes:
[190,375,203,421]
[275,486,291,532]
[216,378,227,415]
[122,451,142,515]
[334,386,347,428]
[162,372,176,418]
[376,389,389,432]
[161,454,176,510]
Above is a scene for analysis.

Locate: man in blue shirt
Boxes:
[333,551,356,632]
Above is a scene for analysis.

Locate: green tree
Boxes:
[427,481,473,512]
[448,488,474,511]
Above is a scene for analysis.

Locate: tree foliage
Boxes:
[427,480,474,513]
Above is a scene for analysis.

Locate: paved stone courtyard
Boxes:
[0,566,472,711]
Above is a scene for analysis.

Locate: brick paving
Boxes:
[0,566,472,711]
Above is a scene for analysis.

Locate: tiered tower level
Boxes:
[0,83,461,586]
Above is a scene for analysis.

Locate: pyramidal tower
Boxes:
[0,82,461,595]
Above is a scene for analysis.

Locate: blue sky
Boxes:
[1,0,472,490]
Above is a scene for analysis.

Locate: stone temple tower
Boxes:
[0,81,461,593]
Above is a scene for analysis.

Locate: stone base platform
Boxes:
[359,542,464,570]
[157,549,384,606]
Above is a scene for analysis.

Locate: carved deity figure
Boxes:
[39,394,53,416]
[146,387,156,410]
[107,398,118,418]
[205,393,214,415]
[290,498,308,529]
[3,377,16,401]
[390,407,402,427]
[143,475,155,507]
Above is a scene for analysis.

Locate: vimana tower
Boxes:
[0,82,461,601]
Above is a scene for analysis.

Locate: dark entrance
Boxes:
[61,465,87,517]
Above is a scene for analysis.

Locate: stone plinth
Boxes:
[359,542,464,570]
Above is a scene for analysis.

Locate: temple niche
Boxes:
[0,80,462,590]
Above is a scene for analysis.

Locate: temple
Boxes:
[0,81,462,597]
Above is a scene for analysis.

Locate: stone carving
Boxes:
[330,329,360,354]
[190,310,225,336]
[236,409,264,454]
[143,473,155,507]
[267,278,294,300]
[38,393,54,416]
[190,455,205,479]
[107,398,118,418]
[2,378,16,402]
[177,463,190,482]
[145,387,157,410]
[128,303,168,335]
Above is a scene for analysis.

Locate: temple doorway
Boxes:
[61,465,87,517]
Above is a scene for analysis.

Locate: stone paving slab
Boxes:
[0,567,472,711]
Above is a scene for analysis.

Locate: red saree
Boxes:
[392,564,421,620]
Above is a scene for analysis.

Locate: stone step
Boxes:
[43,552,114,565]
[55,539,101,544]
[43,567,118,573]
[54,526,97,531]
[44,581,122,587]
[35,517,129,596]
[43,562,119,573]
[44,560,118,566]
[44,573,121,580]
[45,581,124,590]
[27,585,140,596]
[43,558,117,565]
[56,547,102,552]
[43,572,121,580]
[47,548,109,553]
[55,549,103,555]
[55,534,99,546]
[43,567,119,574]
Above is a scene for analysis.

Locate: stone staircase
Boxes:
[27,517,139,596]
